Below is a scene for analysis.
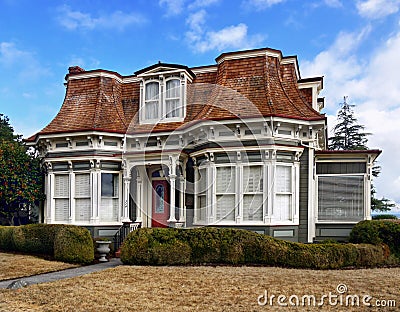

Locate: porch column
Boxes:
[122,176,132,223]
[179,176,185,223]
[135,176,143,223]
[90,160,100,223]
[168,156,177,223]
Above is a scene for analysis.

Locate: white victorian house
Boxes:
[27,47,380,242]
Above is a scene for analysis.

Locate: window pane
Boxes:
[198,168,207,194]
[276,166,291,193]
[55,175,69,197]
[243,166,263,192]
[100,198,119,222]
[216,167,235,193]
[216,194,235,221]
[166,99,180,117]
[75,174,90,197]
[318,176,364,221]
[197,195,206,222]
[75,198,91,222]
[275,194,292,221]
[55,199,69,221]
[166,79,180,98]
[145,101,159,119]
[101,173,118,197]
[243,194,263,221]
[145,82,159,100]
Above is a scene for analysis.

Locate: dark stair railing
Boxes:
[113,222,140,253]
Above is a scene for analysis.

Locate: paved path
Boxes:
[0,258,123,289]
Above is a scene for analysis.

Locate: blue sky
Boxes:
[1,0,400,207]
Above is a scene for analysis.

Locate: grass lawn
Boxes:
[0,253,78,281]
[0,264,399,311]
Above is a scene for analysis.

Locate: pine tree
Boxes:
[329,96,370,150]
[329,96,395,212]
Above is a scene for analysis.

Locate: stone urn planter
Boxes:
[96,240,111,262]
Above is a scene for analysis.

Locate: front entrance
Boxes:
[151,180,170,227]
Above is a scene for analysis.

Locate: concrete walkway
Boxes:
[0,258,123,289]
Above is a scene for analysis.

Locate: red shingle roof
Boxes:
[28,47,325,141]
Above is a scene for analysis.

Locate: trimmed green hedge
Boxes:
[121,227,389,269]
[350,220,400,259]
[0,224,94,264]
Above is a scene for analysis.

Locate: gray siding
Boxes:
[298,148,309,243]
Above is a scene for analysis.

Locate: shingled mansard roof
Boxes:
[27,47,325,142]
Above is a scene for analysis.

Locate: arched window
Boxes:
[165,79,181,118]
[145,81,160,120]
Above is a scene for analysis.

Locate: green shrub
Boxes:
[372,214,398,220]
[0,224,94,264]
[0,226,16,251]
[350,220,400,258]
[54,226,94,264]
[121,227,388,268]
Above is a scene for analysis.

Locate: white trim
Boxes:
[191,66,217,74]
[216,49,281,64]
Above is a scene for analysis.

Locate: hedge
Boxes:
[0,224,94,264]
[121,227,389,269]
[350,220,400,259]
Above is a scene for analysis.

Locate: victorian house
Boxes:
[27,47,380,242]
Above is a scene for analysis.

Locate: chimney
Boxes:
[68,66,85,74]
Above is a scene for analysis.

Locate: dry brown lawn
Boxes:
[0,253,77,281]
[0,264,399,311]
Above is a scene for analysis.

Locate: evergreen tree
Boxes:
[329,96,370,150]
[0,114,44,225]
[329,97,394,212]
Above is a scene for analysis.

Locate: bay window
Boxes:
[275,165,292,221]
[54,174,69,222]
[75,173,90,222]
[216,167,236,221]
[100,173,119,222]
[243,165,263,221]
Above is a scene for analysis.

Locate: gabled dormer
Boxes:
[135,63,195,124]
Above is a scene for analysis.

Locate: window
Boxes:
[216,167,235,221]
[243,166,263,221]
[100,173,119,222]
[165,79,181,118]
[54,174,69,222]
[145,81,160,120]
[318,175,364,221]
[275,166,292,221]
[75,174,90,222]
[141,77,184,122]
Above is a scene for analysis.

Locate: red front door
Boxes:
[152,180,169,227]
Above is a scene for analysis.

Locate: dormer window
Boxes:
[137,63,194,124]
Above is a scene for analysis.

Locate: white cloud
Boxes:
[243,0,286,10]
[188,0,221,9]
[185,10,264,53]
[356,0,400,19]
[159,0,186,16]
[302,27,400,203]
[56,5,146,31]
[0,42,49,80]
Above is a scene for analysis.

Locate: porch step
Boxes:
[115,247,122,258]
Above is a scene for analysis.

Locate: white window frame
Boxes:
[316,173,366,223]
[140,76,186,124]
[74,172,91,223]
[53,173,70,223]
[99,171,121,223]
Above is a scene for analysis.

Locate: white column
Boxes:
[168,156,177,223]
[179,176,186,223]
[90,162,100,223]
[308,147,316,243]
[47,170,54,224]
[122,176,132,223]
[69,164,75,224]
[135,175,143,223]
